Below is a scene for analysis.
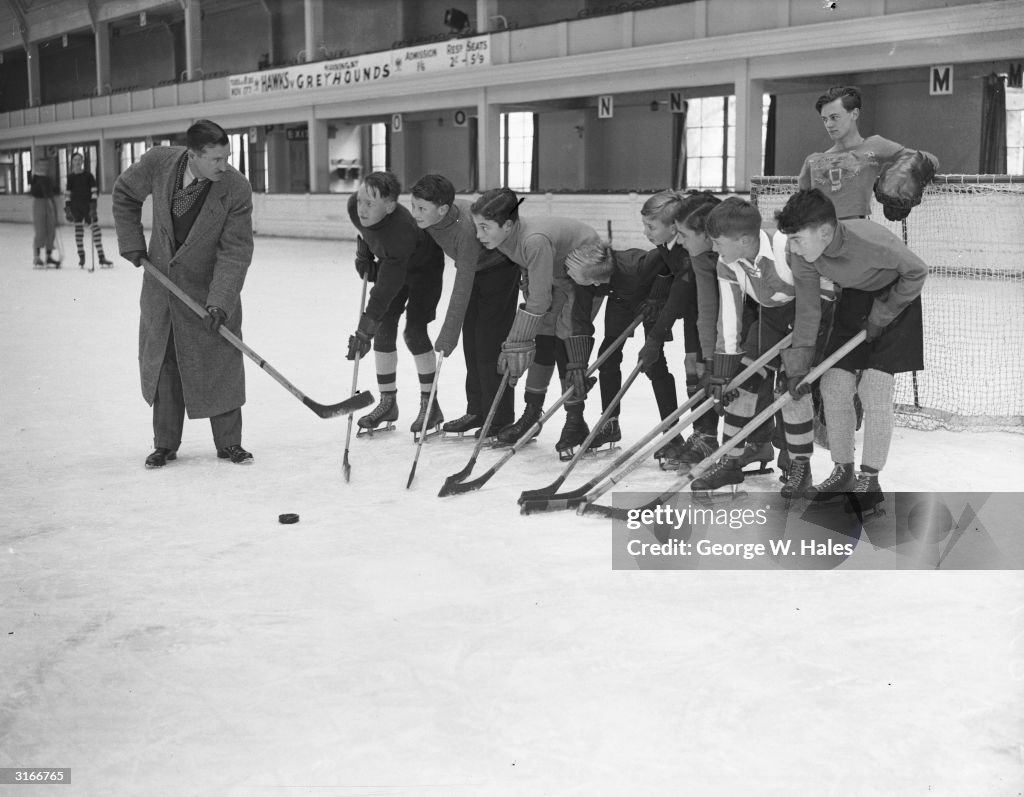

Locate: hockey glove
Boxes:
[874,150,937,222]
[63,202,75,224]
[709,352,743,414]
[780,346,816,400]
[564,335,595,401]
[354,255,379,283]
[204,306,227,334]
[637,335,664,374]
[346,314,380,361]
[863,303,888,343]
[88,200,98,225]
[638,273,672,324]
[497,340,536,385]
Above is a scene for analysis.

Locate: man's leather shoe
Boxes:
[145,448,177,468]
[217,444,253,464]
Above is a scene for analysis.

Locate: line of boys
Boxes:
[344,167,927,510]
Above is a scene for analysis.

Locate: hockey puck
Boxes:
[278,513,300,525]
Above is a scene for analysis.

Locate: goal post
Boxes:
[751,174,1024,434]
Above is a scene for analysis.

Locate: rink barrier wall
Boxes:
[0,192,661,250]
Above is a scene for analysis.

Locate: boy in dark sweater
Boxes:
[563,242,673,449]
[345,172,446,436]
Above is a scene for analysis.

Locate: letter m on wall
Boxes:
[930,65,953,96]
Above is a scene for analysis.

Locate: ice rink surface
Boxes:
[2,222,1023,796]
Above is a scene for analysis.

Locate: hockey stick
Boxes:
[343,272,370,482]
[440,371,511,490]
[519,334,792,515]
[438,315,642,498]
[141,258,374,419]
[579,330,867,519]
[518,359,643,505]
[406,353,445,489]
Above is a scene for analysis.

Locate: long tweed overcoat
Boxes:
[112,146,254,418]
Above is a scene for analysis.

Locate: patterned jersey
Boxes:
[798,135,908,219]
[716,229,835,354]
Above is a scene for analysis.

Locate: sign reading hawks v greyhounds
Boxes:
[229,35,491,99]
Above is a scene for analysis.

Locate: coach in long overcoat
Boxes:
[112,146,254,419]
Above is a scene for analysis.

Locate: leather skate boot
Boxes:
[357,391,398,435]
[496,393,544,446]
[411,393,444,440]
[805,462,855,502]
[555,404,589,461]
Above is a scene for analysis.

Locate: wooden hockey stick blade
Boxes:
[438,463,498,497]
[519,490,589,515]
[142,259,372,419]
[517,474,568,505]
[440,372,511,487]
[304,390,374,418]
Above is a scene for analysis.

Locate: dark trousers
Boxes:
[153,331,242,451]
[463,264,520,427]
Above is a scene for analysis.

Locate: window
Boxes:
[117,139,168,177]
[0,149,32,194]
[370,123,388,173]
[1008,87,1024,175]
[684,94,772,191]
[500,112,535,192]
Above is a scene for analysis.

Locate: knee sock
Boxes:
[858,368,895,472]
[374,349,398,393]
[821,369,858,464]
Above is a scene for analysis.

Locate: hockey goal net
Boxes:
[751,174,1024,433]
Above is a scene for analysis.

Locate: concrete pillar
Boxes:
[303,0,324,61]
[476,90,500,190]
[733,61,763,192]
[476,0,499,32]
[183,0,203,80]
[308,115,329,192]
[94,20,110,94]
[26,42,41,106]
[99,136,117,192]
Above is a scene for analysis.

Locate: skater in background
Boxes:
[29,157,60,268]
[776,188,927,512]
[470,188,599,458]
[65,151,114,268]
[113,119,256,468]
[562,241,672,451]
[689,197,833,500]
[346,171,446,438]
[408,173,519,438]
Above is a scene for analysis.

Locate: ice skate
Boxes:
[46,254,61,269]
[441,413,482,439]
[845,470,885,519]
[780,456,812,503]
[33,256,45,269]
[653,433,685,463]
[733,441,774,476]
[690,456,745,502]
[805,462,855,503]
[411,393,444,442]
[78,253,86,268]
[357,391,398,436]
[658,432,716,472]
[495,400,544,446]
[99,256,114,268]
[585,418,621,454]
[555,405,589,461]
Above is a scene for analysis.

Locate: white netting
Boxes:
[752,175,1024,433]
